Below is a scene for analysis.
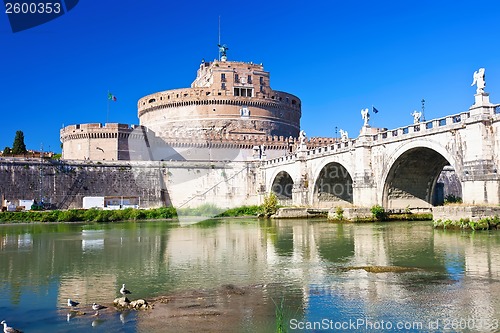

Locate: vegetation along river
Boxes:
[0,218,499,332]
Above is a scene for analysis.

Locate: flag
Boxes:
[372,106,379,114]
[108,92,117,101]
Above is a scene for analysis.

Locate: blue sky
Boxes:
[1,0,499,153]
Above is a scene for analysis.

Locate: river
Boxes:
[0,219,499,332]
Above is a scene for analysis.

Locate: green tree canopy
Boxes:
[12,130,27,154]
[3,147,11,155]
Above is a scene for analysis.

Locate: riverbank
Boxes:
[273,206,433,222]
[3,204,499,229]
[433,205,500,230]
[0,205,262,223]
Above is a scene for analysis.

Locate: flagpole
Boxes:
[107,90,110,124]
[371,105,374,128]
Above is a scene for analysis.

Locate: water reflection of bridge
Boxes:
[1,220,500,329]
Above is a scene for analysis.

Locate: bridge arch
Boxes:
[311,161,354,207]
[270,171,294,205]
[381,140,462,209]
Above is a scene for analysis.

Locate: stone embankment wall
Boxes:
[0,158,259,210]
[433,206,500,222]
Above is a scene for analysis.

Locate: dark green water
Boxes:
[1,219,499,332]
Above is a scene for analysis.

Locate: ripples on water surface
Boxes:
[0,219,500,332]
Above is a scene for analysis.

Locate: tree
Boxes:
[11,130,27,154]
[3,147,11,155]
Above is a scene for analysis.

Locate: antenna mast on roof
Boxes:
[218,16,221,61]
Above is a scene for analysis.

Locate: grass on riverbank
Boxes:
[346,213,433,223]
[176,203,260,218]
[0,207,178,223]
[434,216,500,230]
[0,204,263,223]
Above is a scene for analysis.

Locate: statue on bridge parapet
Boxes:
[471,68,486,94]
[339,129,348,142]
[361,108,370,127]
[298,130,307,152]
[299,130,306,145]
[411,110,422,124]
[470,67,493,107]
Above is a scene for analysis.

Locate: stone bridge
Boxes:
[260,94,500,210]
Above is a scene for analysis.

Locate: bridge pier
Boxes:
[352,127,378,207]
[461,100,500,204]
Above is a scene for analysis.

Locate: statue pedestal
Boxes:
[359,125,378,136]
[472,93,492,108]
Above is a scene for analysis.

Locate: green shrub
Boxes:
[444,194,462,204]
[370,205,386,221]
[260,193,278,217]
[216,205,260,217]
[335,207,344,220]
[83,208,100,221]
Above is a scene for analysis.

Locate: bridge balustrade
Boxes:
[264,110,473,166]
[372,111,471,143]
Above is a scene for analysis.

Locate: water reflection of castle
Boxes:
[2,221,500,328]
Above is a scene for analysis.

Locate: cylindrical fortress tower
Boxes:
[138,59,301,141]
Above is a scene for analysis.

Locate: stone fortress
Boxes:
[60,47,322,162]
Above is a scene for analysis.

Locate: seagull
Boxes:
[120,284,132,296]
[1,320,23,333]
[92,302,107,316]
[67,298,80,307]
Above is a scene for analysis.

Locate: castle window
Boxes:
[206,92,211,96]
[234,74,239,83]
[259,77,264,85]
[149,98,156,103]
[292,99,297,105]
[286,97,289,103]
[221,83,226,90]
[248,75,252,84]
[234,88,240,96]
[221,73,226,82]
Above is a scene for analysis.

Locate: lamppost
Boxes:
[421,98,426,122]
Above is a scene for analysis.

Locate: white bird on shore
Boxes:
[120,284,132,296]
[92,302,107,316]
[67,298,80,307]
[1,320,23,333]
